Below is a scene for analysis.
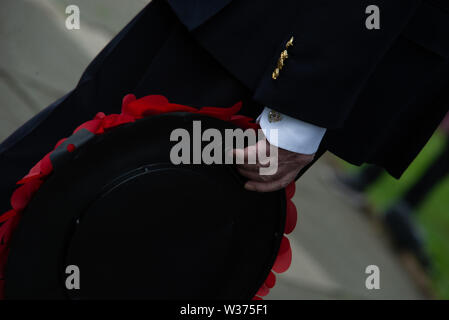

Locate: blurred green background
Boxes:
[344,131,449,299]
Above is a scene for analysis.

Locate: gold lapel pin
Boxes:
[272,36,294,80]
[286,36,294,48]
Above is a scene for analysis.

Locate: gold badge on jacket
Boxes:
[268,110,282,123]
[272,36,294,80]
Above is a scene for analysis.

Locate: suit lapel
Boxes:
[166,0,233,30]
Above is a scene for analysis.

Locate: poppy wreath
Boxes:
[0,94,298,300]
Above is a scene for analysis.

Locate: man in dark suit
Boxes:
[1,0,448,209]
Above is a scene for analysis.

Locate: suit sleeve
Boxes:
[253,0,422,129]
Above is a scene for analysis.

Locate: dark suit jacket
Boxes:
[1,0,448,215]
[167,0,449,178]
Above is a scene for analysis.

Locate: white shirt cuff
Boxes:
[258,107,327,155]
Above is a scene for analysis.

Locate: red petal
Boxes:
[10,180,43,211]
[0,211,21,244]
[230,101,243,113]
[94,112,106,120]
[140,103,197,117]
[264,271,276,289]
[17,163,42,184]
[140,95,170,106]
[284,200,298,234]
[0,210,17,224]
[54,138,67,149]
[256,284,270,297]
[167,103,198,113]
[74,119,103,134]
[40,153,53,176]
[279,236,290,254]
[101,114,135,131]
[124,95,171,118]
[272,236,292,273]
[121,94,137,113]
[17,152,53,184]
[285,182,295,199]
[201,101,242,118]
[252,296,263,300]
